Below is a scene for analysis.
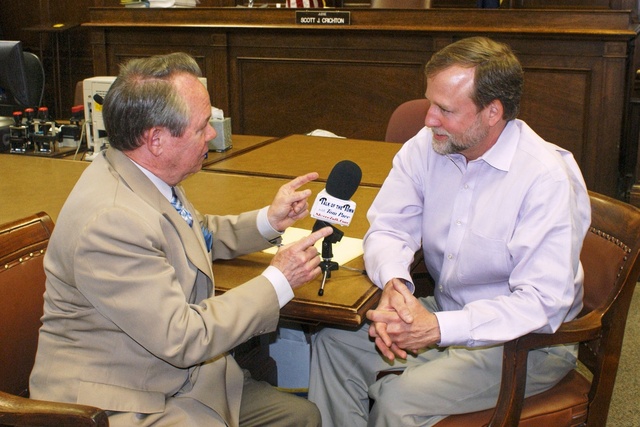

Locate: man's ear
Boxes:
[143,127,164,157]
[486,100,504,127]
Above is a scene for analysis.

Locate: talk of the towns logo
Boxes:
[314,196,356,226]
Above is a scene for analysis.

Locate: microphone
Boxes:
[310,160,362,227]
[311,160,362,296]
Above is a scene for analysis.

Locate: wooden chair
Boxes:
[384,98,430,143]
[378,191,640,426]
[0,212,109,427]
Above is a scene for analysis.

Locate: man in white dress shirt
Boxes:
[308,36,591,427]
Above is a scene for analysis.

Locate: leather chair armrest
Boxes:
[0,391,109,427]
[487,311,602,427]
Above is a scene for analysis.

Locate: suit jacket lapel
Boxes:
[104,148,213,281]
[173,185,213,259]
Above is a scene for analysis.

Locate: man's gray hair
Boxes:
[103,52,203,151]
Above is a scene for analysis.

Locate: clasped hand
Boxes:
[367,278,441,361]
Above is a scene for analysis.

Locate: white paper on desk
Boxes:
[148,0,175,6]
[262,227,363,265]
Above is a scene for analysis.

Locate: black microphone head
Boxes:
[326,160,362,200]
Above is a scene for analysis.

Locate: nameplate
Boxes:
[296,11,351,26]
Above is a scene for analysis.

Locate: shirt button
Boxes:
[456,220,462,226]
[447,254,453,260]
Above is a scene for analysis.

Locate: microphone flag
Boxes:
[311,189,356,227]
[310,160,362,227]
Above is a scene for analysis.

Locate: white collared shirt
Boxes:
[364,120,591,347]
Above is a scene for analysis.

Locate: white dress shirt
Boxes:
[364,119,591,347]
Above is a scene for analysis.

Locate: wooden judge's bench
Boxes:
[84,5,639,201]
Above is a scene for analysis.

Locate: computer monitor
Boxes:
[0,40,30,116]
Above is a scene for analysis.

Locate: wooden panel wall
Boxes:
[2,2,640,203]
[85,8,636,199]
[1,0,638,118]
[228,30,430,139]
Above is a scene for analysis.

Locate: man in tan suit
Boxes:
[29,52,331,426]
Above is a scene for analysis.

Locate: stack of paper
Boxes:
[121,0,150,7]
[121,0,198,7]
[147,0,175,6]
[262,227,364,266]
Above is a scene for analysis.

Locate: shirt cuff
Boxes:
[403,279,415,294]
[434,309,470,347]
[262,265,294,308]
[378,263,415,293]
[257,207,283,244]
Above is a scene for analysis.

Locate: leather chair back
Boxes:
[0,212,109,426]
[385,98,430,143]
[0,212,53,397]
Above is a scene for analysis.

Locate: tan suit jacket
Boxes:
[29,148,280,426]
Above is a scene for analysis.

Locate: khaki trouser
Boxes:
[108,370,321,427]
[308,296,577,427]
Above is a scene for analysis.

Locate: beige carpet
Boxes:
[607,287,640,426]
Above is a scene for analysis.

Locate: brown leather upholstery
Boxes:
[378,191,640,427]
[384,98,430,143]
[434,370,590,426]
[0,212,109,427]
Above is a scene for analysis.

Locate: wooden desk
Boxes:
[204,134,402,187]
[0,154,89,224]
[181,171,382,326]
[14,146,84,160]
[183,171,378,238]
[213,252,378,327]
[0,155,380,327]
[202,134,277,166]
[64,134,276,164]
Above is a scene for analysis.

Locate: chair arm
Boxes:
[487,311,603,427]
[0,391,109,427]
[516,310,603,351]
